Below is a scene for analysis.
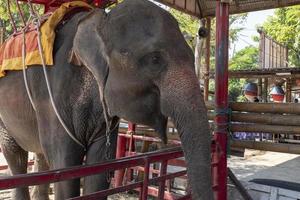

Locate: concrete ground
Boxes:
[228,150,300,183]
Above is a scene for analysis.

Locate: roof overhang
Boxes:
[153,0,300,18]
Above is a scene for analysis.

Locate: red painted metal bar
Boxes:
[127,123,136,182]
[128,123,136,132]
[114,135,126,187]
[176,194,192,200]
[158,160,168,200]
[70,170,188,200]
[0,147,183,190]
[141,159,150,200]
[135,170,188,200]
[118,133,181,145]
[214,1,230,200]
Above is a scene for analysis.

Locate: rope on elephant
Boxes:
[22,13,37,111]
[25,0,87,151]
[23,0,117,153]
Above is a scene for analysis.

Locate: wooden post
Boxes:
[263,78,268,102]
[258,78,262,101]
[286,78,292,102]
[204,18,211,101]
[195,19,206,81]
[286,47,289,67]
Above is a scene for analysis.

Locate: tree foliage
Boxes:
[0,1,43,37]
[230,46,259,71]
[262,5,300,67]
[228,45,259,101]
[169,9,248,55]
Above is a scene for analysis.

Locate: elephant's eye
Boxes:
[139,51,166,69]
[152,55,161,65]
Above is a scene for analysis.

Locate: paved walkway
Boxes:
[228,150,300,183]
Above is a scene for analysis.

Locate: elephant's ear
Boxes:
[70,9,109,84]
[70,9,113,127]
[68,50,84,66]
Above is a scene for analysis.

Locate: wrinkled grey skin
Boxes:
[0,0,212,199]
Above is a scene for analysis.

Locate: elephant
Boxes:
[0,0,213,199]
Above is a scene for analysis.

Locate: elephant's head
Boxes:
[70,0,212,199]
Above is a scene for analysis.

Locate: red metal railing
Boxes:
[0,146,190,200]
[115,131,189,200]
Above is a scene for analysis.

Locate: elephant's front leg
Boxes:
[39,124,85,200]
[49,143,85,199]
[83,129,118,198]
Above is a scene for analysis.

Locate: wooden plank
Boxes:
[207,112,300,126]
[206,101,300,114]
[231,140,300,154]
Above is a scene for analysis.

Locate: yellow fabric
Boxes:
[0,1,92,78]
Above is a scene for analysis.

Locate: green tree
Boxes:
[262,5,300,67]
[0,1,43,38]
[228,45,259,101]
[230,45,259,71]
[168,9,199,48]
[169,9,248,53]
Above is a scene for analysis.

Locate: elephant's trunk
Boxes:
[159,67,213,200]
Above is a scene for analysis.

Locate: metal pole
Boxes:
[158,160,168,200]
[214,1,229,200]
[127,123,136,182]
[114,135,126,187]
[141,159,150,200]
[204,17,211,101]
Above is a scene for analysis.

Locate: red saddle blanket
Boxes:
[0,1,92,78]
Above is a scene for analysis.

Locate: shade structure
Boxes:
[154,0,300,18]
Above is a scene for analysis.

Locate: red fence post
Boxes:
[114,135,127,187]
[158,160,168,200]
[214,1,229,200]
[141,159,150,200]
[127,123,136,182]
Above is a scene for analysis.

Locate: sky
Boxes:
[232,9,275,53]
